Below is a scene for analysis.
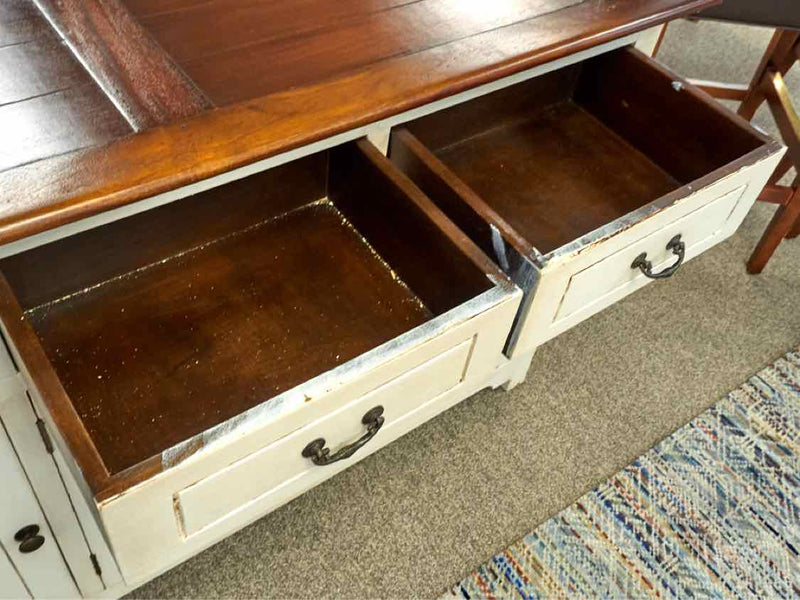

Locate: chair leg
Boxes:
[786,153,800,240]
[747,70,800,272]
[738,90,766,121]
[767,153,793,186]
[747,187,800,273]
[650,23,668,58]
[739,29,799,120]
[676,27,800,272]
[787,210,800,239]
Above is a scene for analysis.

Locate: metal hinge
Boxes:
[90,553,102,577]
[36,418,54,454]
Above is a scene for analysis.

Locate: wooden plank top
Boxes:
[0,1,131,172]
[0,0,716,245]
[134,0,582,104]
[34,0,213,129]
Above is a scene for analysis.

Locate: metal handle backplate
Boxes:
[302,406,385,466]
[631,234,685,280]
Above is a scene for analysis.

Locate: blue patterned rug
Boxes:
[445,349,800,599]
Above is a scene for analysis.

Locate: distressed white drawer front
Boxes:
[555,185,746,323]
[176,337,473,537]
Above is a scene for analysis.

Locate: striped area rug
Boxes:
[445,349,800,599]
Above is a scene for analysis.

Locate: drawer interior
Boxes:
[0,141,498,480]
[392,47,768,256]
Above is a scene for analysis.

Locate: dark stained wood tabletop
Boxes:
[0,0,717,245]
[132,0,581,104]
[0,1,131,172]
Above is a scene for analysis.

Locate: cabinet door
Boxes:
[0,382,119,596]
[0,426,78,599]
[0,544,29,600]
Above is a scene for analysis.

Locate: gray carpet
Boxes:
[131,20,800,599]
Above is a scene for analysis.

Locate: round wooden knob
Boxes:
[15,525,45,554]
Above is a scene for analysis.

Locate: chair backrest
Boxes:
[699,0,800,30]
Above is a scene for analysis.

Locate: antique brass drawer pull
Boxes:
[302,406,385,466]
[631,235,686,279]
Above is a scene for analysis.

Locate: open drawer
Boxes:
[0,140,520,582]
[390,47,784,355]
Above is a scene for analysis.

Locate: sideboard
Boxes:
[0,1,784,597]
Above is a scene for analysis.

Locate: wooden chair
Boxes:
[657,1,800,273]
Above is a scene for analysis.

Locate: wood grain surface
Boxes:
[137,0,581,105]
[0,2,131,172]
[25,201,432,475]
[0,85,131,172]
[33,0,213,129]
[1,153,329,310]
[411,103,680,255]
[131,0,419,64]
[0,0,717,246]
[0,35,88,105]
[576,47,765,183]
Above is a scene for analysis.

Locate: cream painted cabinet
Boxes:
[0,547,29,600]
[0,351,121,598]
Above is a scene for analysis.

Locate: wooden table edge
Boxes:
[0,0,718,248]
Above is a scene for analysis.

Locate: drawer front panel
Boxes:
[176,337,473,537]
[555,185,746,322]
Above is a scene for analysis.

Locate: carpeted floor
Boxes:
[131,20,800,599]
[446,348,800,599]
